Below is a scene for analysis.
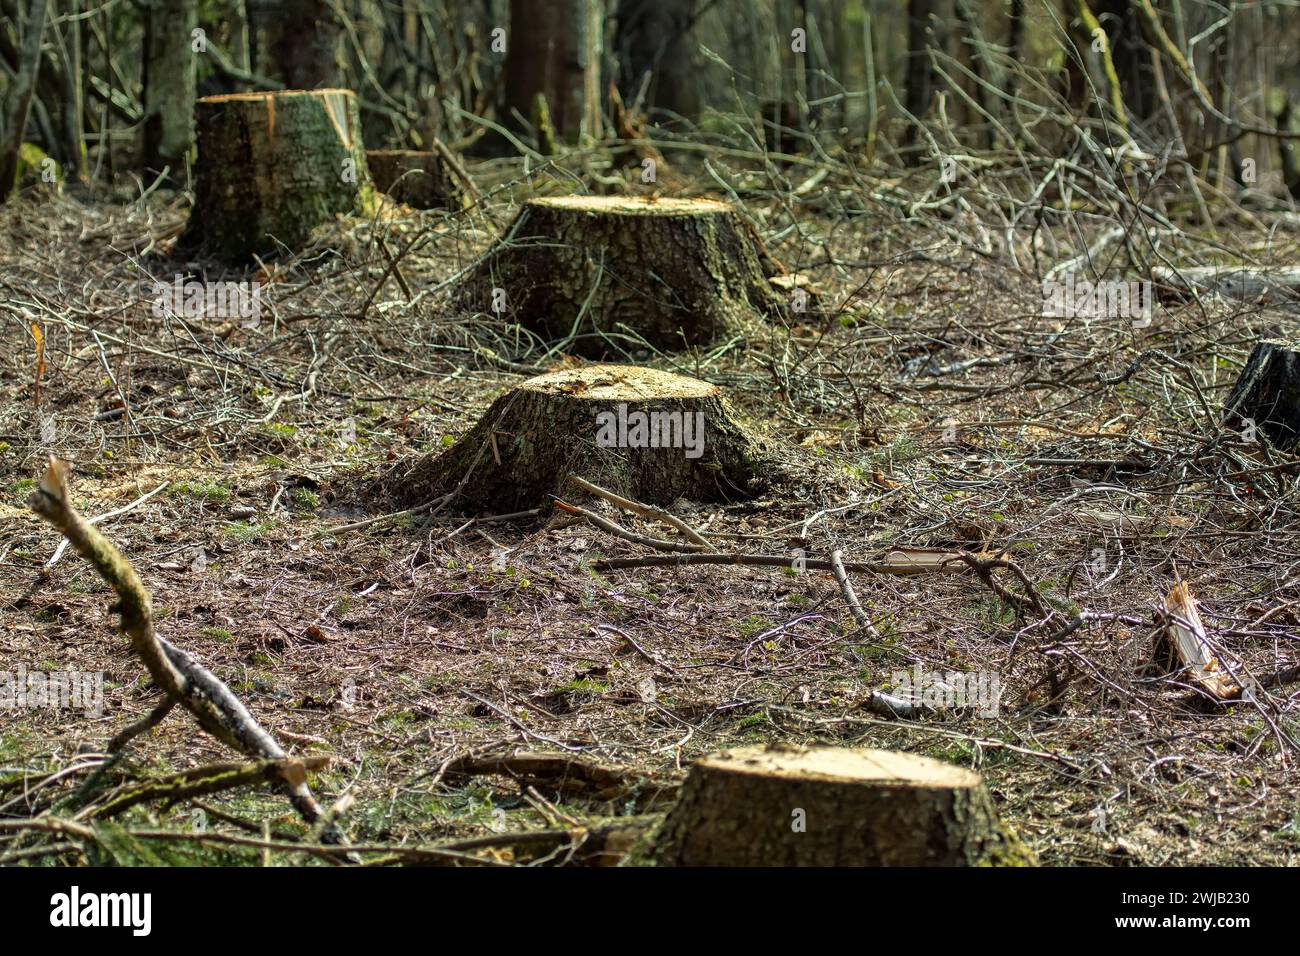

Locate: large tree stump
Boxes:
[653,745,1033,867]
[387,364,766,512]
[181,89,377,262]
[366,149,462,210]
[456,195,786,355]
[1224,340,1300,450]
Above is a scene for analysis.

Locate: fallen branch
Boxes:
[93,757,331,819]
[591,548,989,576]
[28,458,341,839]
[553,497,706,554]
[828,548,880,637]
[441,750,676,808]
[568,475,714,550]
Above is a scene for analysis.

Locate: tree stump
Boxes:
[653,744,1033,867]
[387,364,766,512]
[181,89,377,262]
[456,195,786,355]
[1224,340,1300,450]
[366,149,462,210]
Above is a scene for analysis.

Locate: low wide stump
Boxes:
[392,364,766,513]
[181,89,377,262]
[455,195,786,355]
[1224,339,1300,449]
[653,745,1034,867]
[367,148,462,210]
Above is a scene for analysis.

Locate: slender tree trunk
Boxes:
[140,0,196,177]
[1007,0,1025,101]
[55,0,88,182]
[1090,0,1154,128]
[903,0,946,153]
[273,0,342,89]
[505,0,604,144]
[0,0,49,197]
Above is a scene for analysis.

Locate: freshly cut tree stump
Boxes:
[181,89,377,262]
[1224,340,1300,449]
[366,149,462,210]
[390,364,766,512]
[653,745,1033,867]
[456,195,786,355]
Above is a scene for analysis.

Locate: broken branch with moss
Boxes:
[28,457,339,838]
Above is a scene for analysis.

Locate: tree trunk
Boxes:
[504,0,604,145]
[653,744,1034,866]
[366,148,462,210]
[55,0,89,182]
[181,89,377,263]
[0,0,49,198]
[140,0,196,177]
[902,0,946,153]
[456,195,786,355]
[1224,340,1300,450]
[614,0,698,122]
[384,364,767,513]
[1084,0,1154,129]
[272,0,342,88]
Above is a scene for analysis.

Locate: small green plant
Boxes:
[224,519,273,542]
[9,477,37,504]
[292,487,320,510]
[171,480,231,503]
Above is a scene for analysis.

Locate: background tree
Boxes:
[614,0,699,123]
[0,0,48,196]
[140,0,196,177]
[504,0,604,148]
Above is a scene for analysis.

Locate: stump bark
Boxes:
[653,744,1033,867]
[181,89,377,262]
[366,149,462,210]
[389,364,766,512]
[1224,340,1300,450]
[456,195,786,355]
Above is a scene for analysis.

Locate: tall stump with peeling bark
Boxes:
[456,195,786,355]
[367,149,462,210]
[385,364,766,512]
[181,89,377,262]
[653,745,1033,867]
[1224,340,1300,450]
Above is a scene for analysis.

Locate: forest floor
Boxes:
[3,153,1300,866]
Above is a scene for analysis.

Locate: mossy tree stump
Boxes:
[182,89,377,262]
[366,149,462,210]
[1224,340,1300,450]
[653,745,1033,867]
[391,364,766,512]
[456,195,786,355]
